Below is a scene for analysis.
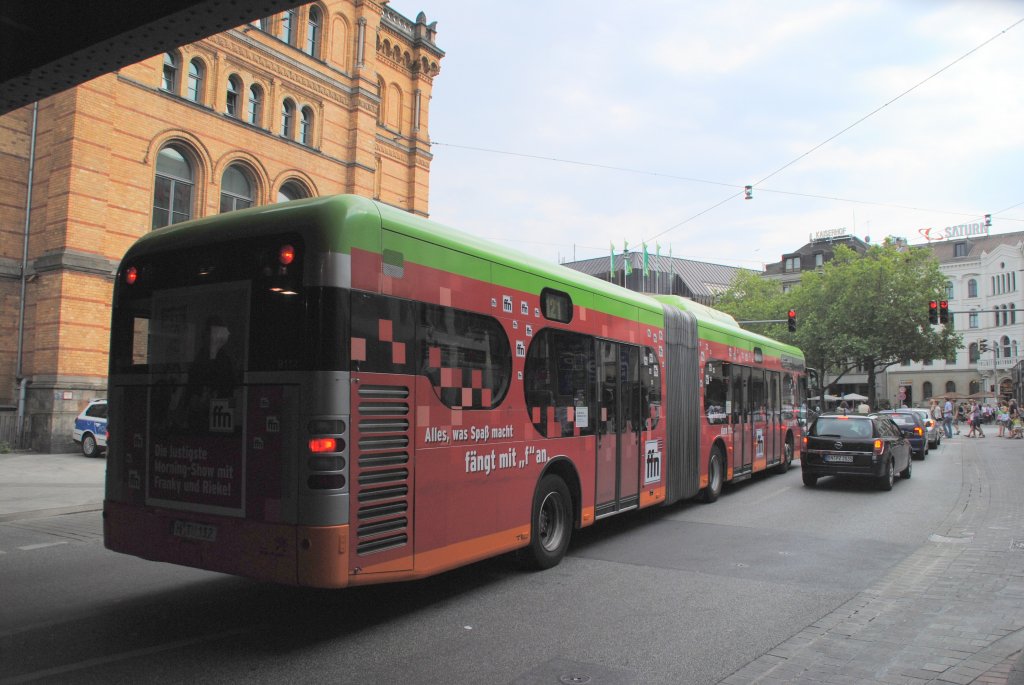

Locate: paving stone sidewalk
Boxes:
[720,435,1024,685]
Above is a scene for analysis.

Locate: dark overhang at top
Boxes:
[0,0,306,115]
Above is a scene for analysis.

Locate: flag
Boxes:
[623,240,632,276]
[642,242,649,277]
[609,242,615,280]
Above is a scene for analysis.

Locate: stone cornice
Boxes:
[33,249,117,279]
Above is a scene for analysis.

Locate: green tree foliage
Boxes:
[716,242,961,409]
[713,270,789,340]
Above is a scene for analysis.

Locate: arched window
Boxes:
[281,98,295,138]
[1003,336,1011,359]
[186,59,205,103]
[152,145,194,229]
[220,165,254,213]
[969,342,980,363]
[225,75,242,117]
[387,83,402,130]
[968,278,978,298]
[277,180,309,203]
[247,85,263,126]
[281,8,296,45]
[945,381,956,394]
[922,381,933,400]
[161,52,179,93]
[305,6,322,56]
[945,281,954,300]
[299,106,313,145]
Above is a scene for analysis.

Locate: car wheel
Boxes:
[702,446,724,503]
[773,439,793,475]
[900,457,912,480]
[802,471,817,487]
[878,457,894,491]
[82,433,99,458]
[521,474,572,571]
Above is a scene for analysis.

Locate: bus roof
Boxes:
[123,194,802,361]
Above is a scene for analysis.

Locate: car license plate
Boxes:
[172,520,217,542]
[824,454,854,463]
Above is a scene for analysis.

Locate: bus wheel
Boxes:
[523,474,572,570]
[774,438,793,475]
[702,446,724,503]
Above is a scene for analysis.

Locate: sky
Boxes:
[398,0,1024,271]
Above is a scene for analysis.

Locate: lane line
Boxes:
[17,541,68,551]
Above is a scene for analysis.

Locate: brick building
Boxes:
[0,1,444,451]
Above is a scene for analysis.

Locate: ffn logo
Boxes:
[209,399,234,433]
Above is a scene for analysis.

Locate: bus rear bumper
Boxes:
[103,501,352,588]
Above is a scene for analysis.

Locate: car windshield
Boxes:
[884,413,916,428]
[813,417,873,438]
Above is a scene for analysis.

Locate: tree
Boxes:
[713,270,791,342]
[787,243,959,409]
[715,242,960,410]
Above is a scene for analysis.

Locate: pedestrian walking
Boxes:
[942,398,954,439]
[997,401,1009,437]
[967,402,985,438]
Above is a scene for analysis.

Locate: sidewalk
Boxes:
[0,450,105,521]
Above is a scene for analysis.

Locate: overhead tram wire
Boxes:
[431,139,1019,226]
[643,14,1024,245]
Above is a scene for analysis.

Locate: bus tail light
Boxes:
[125,266,138,285]
[279,244,296,265]
[309,437,338,453]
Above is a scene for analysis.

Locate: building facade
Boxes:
[0,1,444,450]
[886,230,1023,407]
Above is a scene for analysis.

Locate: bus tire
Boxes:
[701,446,724,503]
[522,474,572,570]
[774,438,793,474]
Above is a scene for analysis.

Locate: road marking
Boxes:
[17,541,69,551]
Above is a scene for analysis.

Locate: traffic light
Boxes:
[939,300,949,324]
[928,300,939,325]
[979,339,989,353]
[787,309,797,332]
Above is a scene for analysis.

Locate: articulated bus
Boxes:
[104,194,810,588]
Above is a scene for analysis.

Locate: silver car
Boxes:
[910,408,941,449]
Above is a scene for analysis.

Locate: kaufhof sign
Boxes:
[918,223,990,242]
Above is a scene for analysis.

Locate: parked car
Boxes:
[877,409,928,459]
[802,412,912,491]
[909,408,941,449]
[72,398,107,457]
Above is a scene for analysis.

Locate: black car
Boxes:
[802,412,912,491]
[876,409,928,459]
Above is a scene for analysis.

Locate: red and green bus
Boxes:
[104,194,810,588]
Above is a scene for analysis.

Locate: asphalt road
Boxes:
[0,441,965,685]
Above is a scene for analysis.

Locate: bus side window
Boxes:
[641,346,661,430]
[704,361,728,425]
[418,303,511,410]
[525,329,595,438]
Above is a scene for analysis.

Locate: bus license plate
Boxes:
[172,520,217,542]
[824,454,854,463]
